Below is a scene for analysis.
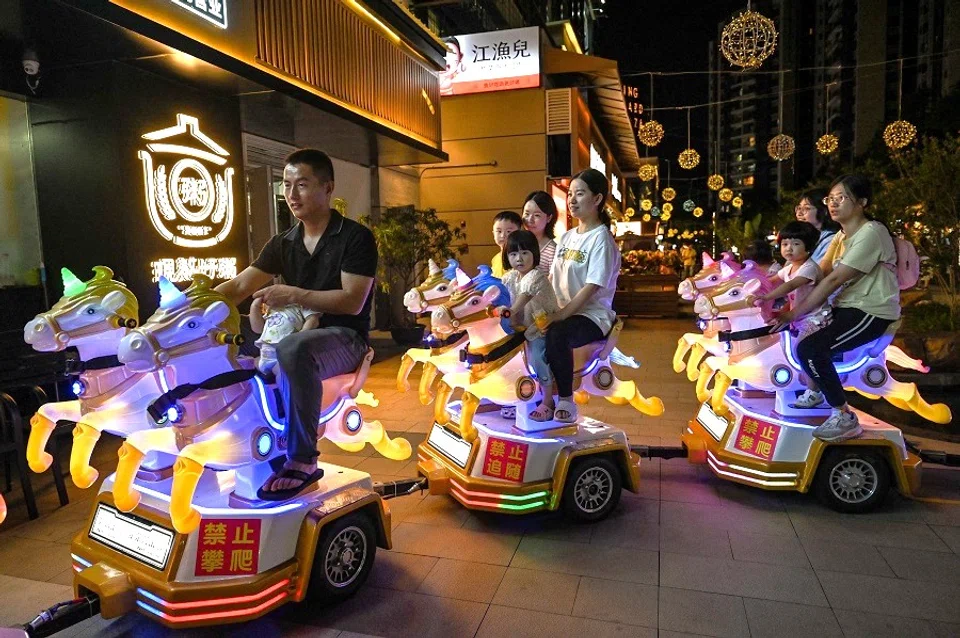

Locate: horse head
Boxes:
[118,274,240,373]
[678,251,742,300]
[25,266,138,352]
[693,262,775,321]
[430,266,510,337]
[404,258,459,314]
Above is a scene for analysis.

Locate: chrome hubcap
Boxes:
[324,526,367,587]
[830,459,877,504]
[574,467,613,513]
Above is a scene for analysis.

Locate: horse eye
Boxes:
[438,285,447,292]
[187,320,198,329]
[86,308,96,315]
[731,290,740,296]
[470,298,479,305]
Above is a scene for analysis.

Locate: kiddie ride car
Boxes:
[16,270,418,636]
[401,265,668,521]
[673,254,959,512]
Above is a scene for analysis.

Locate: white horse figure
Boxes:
[692,276,950,425]
[110,275,410,534]
[23,266,171,488]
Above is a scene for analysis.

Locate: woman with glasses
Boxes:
[775,175,900,443]
[794,188,839,264]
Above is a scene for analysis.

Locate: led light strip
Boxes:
[449,481,548,502]
[706,455,796,488]
[449,483,546,511]
[72,554,92,568]
[783,332,869,374]
[138,579,290,611]
[707,451,798,479]
[137,592,287,623]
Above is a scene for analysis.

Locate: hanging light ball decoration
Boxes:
[719,188,734,203]
[662,202,674,214]
[642,213,652,222]
[638,120,665,147]
[661,211,672,222]
[883,120,917,150]
[678,148,701,169]
[720,9,778,71]
[816,133,839,155]
[640,198,653,211]
[683,199,696,212]
[625,207,635,218]
[693,207,704,218]
[638,164,658,181]
[661,187,676,202]
[767,133,796,161]
[732,196,744,208]
[651,206,661,217]
[707,174,724,191]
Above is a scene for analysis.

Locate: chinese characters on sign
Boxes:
[170,0,227,29]
[195,518,260,576]
[150,257,237,283]
[440,26,540,96]
[733,417,782,461]
[482,437,529,482]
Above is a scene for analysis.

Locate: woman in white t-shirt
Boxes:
[776,175,900,443]
[538,169,621,423]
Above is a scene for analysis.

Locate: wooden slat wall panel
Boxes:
[254,0,441,145]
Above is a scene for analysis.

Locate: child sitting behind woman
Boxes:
[500,230,560,420]
[752,220,830,408]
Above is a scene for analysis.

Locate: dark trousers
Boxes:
[275,327,369,463]
[546,315,604,397]
[796,307,894,408]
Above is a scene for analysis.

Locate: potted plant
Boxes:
[361,206,467,345]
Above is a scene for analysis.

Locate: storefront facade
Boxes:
[3,0,446,314]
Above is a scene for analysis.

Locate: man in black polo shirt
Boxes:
[216,149,377,499]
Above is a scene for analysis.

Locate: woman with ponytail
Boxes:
[534,168,620,423]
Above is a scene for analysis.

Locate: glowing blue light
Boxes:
[256,431,273,456]
[71,380,85,397]
[783,332,870,374]
[774,367,791,385]
[166,405,182,423]
[345,409,362,433]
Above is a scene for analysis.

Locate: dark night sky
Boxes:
[594,0,749,189]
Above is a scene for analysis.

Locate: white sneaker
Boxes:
[791,389,825,409]
[813,410,862,442]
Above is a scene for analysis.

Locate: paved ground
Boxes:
[1,318,960,637]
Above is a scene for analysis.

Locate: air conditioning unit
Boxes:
[545,89,574,178]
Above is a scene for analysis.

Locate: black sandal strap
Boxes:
[275,468,312,483]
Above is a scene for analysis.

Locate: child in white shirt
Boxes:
[753,221,829,408]
[500,230,560,419]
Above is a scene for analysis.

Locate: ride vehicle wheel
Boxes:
[814,447,891,514]
[562,455,622,522]
[308,511,377,601]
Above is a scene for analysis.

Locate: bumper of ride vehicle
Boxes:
[682,418,922,496]
[70,490,390,629]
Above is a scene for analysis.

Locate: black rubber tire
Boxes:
[562,455,622,522]
[814,447,891,514]
[307,511,377,601]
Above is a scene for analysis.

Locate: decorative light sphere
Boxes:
[638,164,658,181]
[651,206,661,217]
[719,188,734,202]
[642,213,652,222]
[732,196,744,208]
[767,133,795,161]
[662,187,676,201]
[683,199,696,212]
[661,211,672,221]
[883,120,917,150]
[720,10,778,71]
[816,133,839,155]
[625,207,635,218]
[693,207,704,218]
[639,120,665,147]
[641,198,653,211]
[662,202,674,214]
[678,148,701,169]
[707,174,724,191]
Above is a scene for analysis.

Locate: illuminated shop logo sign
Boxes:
[170,0,227,29]
[139,114,235,249]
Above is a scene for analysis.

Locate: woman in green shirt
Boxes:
[776,175,900,442]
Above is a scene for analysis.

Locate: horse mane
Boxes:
[442,259,460,281]
[50,266,139,323]
[183,274,241,334]
[472,265,511,308]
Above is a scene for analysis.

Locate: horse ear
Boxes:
[743,278,765,295]
[721,251,737,262]
[719,261,737,279]
[480,285,501,304]
[101,290,126,312]
[202,301,230,326]
[702,252,714,267]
